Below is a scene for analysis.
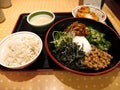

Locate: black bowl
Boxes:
[45,17,120,76]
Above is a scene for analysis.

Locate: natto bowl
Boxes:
[45,17,120,76]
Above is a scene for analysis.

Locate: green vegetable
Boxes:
[53,39,86,70]
[86,27,111,51]
[51,31,73,48]
[51,31,86,70]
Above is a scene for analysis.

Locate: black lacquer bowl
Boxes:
[45,17,120,76]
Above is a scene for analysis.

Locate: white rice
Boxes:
[0,32,41,66]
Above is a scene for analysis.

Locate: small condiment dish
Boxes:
[27,10,55,34]
[72,5,107,22]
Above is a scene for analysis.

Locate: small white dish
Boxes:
[72,5,107,22]
[0,31,43,69]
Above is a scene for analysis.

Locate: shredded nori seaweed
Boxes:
[52,40,86,70]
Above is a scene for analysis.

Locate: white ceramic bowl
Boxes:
[0,31,43,69]
[27,10,55,27]
[27,10,55,34]
[72,5,107,22]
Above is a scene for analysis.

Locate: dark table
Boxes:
[105,0,120,20]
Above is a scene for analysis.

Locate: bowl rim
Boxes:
[72,5,107,22]
[0,31,43,69]
[45,17,120,76]
[27,10,55,27]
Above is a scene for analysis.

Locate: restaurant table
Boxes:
[0,0,120,90]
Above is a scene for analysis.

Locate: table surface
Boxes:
[0,0,120,90]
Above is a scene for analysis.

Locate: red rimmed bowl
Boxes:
[45,17,120,76]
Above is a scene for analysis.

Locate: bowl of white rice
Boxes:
[0,31,43,69]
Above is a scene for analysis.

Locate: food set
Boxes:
[0,5,120,76]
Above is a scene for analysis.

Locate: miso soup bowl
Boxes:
[27,10,55,34]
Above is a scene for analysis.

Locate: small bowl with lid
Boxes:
[27,10,55,34]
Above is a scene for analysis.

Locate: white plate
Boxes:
[72,5,107,22]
